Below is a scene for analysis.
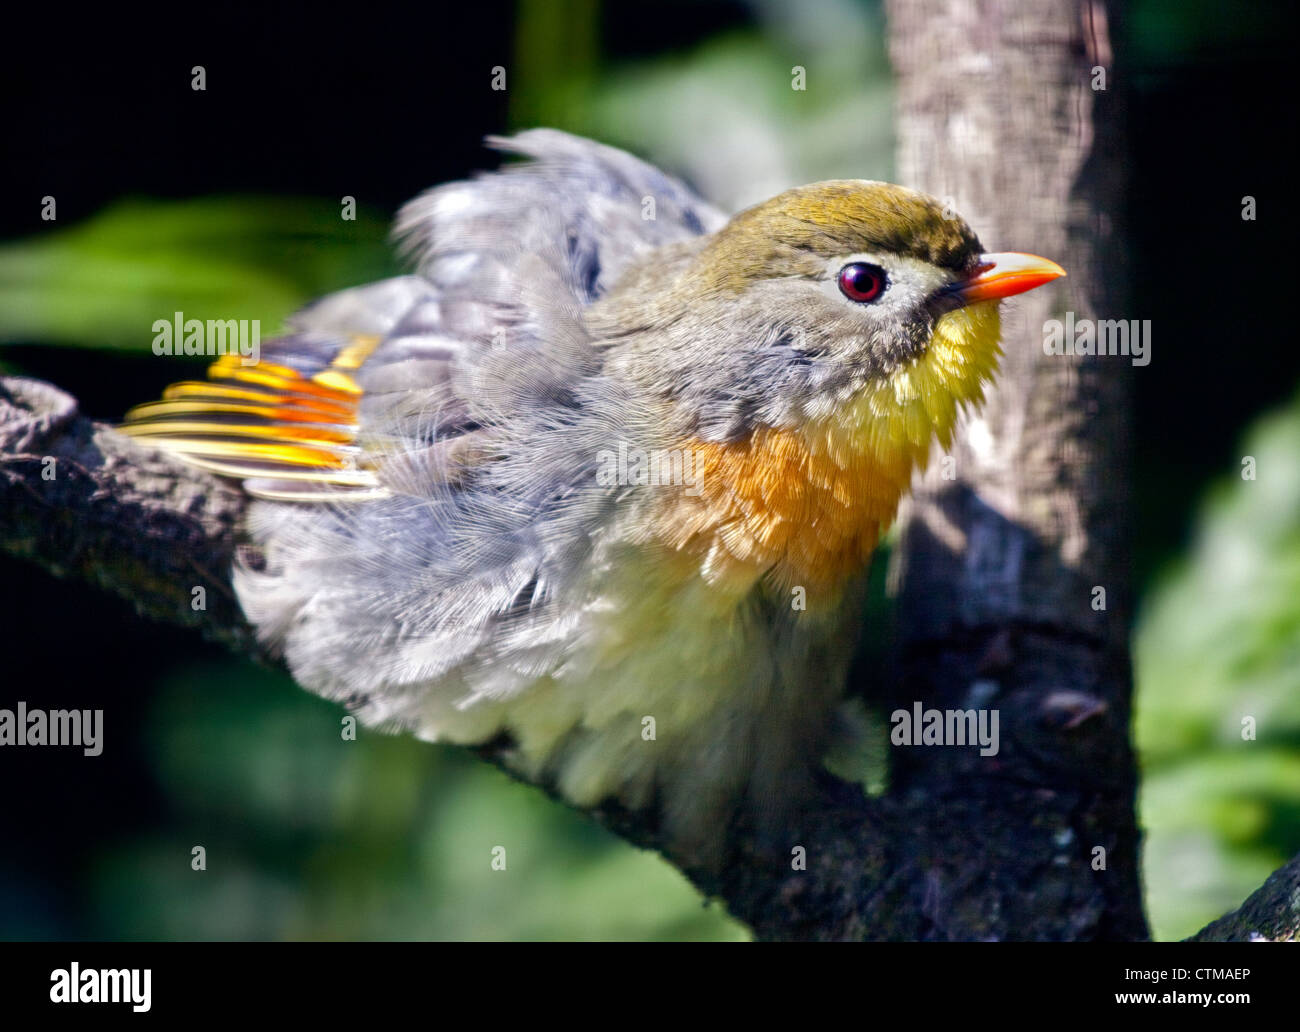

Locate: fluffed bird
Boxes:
[121,130,1064,867]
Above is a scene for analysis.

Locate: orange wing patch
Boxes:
[120,335,388,501]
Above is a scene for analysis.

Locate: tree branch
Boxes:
[1189,853,1300,942]
[0,376,259,657]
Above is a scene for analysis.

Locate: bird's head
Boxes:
[594,180,1064,451]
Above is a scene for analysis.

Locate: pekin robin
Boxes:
[122,130,1064,866]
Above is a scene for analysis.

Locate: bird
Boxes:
[120,129,1065,869]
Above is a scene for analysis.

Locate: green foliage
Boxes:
[509,5,895,212]
[90,661,746,940]
[1136,391,1300,939]
[0,197,395,351]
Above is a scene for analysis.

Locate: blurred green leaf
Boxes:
[0,197,395,351]
[90,659,748,940]
[1136,389,1300,939]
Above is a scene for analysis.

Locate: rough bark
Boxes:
[1189,854,1300,943]
[0,377,258,658]
[880,0,1146,939]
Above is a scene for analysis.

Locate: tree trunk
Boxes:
[883,0,1146,938]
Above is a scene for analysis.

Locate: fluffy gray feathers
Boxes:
[236,131,728,731]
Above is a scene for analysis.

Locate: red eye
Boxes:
[838,262,887,303]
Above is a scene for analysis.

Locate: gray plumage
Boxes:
[125,129,1012,866]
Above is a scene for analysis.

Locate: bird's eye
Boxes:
[837,262,887,303]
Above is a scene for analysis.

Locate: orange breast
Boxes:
[647,424,916,601]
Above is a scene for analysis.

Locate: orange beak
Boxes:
[951,252,1067,304]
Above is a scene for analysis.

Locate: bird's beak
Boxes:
[951,252,1067,305]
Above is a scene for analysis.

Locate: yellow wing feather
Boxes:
[119,333,387,501]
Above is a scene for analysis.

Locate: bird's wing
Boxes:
[119,278,427,501]
[118,131,723,729]
[120,129,724,502]
[395,128,726,304]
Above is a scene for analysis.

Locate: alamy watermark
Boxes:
[890,701,999,756]
[0,702,102,756]
[1043,312,1150,366]
[152,311,260,366]
[596,442,702,497]
[50,964,150,1012]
